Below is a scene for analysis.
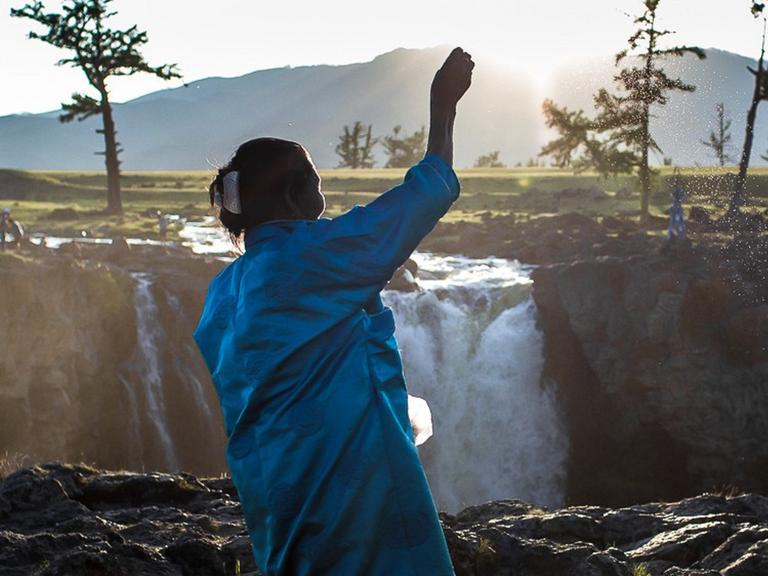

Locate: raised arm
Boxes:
[308,48,474,306]
[427,47,475,167]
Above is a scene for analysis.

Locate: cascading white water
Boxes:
[162,288,214,422]
[117,373,143,464]
[131,272,179,470]
[383,253,568,513]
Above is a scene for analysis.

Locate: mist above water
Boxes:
[384,254,568,512]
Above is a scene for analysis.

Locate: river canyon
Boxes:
[1,214,767,513]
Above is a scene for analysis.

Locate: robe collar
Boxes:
[244,217,329,251]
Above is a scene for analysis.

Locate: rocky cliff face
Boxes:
[2,463,767,576]
[532,244,768,507]
[0,247,229,476]
[1,230,767,511]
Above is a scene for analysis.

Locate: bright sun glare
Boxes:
[0,0,764,115]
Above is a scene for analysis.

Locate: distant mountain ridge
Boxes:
[0,46,765,169]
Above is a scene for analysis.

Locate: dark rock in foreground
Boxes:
[2,464,768,575]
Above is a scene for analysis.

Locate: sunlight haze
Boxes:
[0,0,764,115]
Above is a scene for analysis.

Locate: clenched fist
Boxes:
[431,47,474,112]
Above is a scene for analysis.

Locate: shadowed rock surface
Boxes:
[532,239,768,507]
[0,246,229,476]
[1,463,768,576]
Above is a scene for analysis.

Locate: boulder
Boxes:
[107,236,131,260]
[388,258,421,292]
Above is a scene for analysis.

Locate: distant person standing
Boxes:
[0,208,21,250]
[157,210,169,240]
[668,173,686,241]
[0,208,9,251]
[194,48,473,575]
[661,171,689,256]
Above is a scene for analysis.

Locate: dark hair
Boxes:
[209,138,319,242]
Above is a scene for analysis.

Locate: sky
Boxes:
[0,0,764,116]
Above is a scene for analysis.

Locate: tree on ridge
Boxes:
[382,125,427,168]
[729,2,768,215]
[335,122,377,169]
[11,0,181,214]
[702,103,734,167]
[541,0,705,224]
[474,151,506,168]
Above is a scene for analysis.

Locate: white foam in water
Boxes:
[28,215,233,256]
[384,254,568,513]
[162,287,215,423]
[177,216,233,255]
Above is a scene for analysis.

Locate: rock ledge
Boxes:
[2,463,768,575]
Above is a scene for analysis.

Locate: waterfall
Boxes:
[130,273,179,471]
[117,373,143,465]
[163,288,214,422]
[119,222,569,507]
[383,254,568,513]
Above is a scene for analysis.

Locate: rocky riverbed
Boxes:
[1,463,767,576]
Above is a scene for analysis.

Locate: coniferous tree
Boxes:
[474,151,506,168]
[11,0,181,214]
[702,103,734,167]
[525,157,541,168]
[335,122,377,169]
[730,3,768,214]
[382,125,426,168]
[541,0,704,224]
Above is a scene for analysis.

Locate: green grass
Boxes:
[632,563,651,576]
[0,451,30,480]
[0,170,212,239]
[1,166,767,240]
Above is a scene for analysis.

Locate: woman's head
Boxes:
[209,138,325,240]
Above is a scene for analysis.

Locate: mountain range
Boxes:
[0,46,765,170]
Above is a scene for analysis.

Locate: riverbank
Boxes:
[1,462,767,576]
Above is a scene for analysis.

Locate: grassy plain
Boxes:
[1,166,767,240]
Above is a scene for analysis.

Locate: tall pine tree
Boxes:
[382,125,426,168]
[541,0,704,224]
[474,151,506,168]
[11,0,181,214]
[730,2,768,215]
[702,103,734,167]
[335,122,377,169]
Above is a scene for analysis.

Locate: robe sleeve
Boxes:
[307,153,460,297]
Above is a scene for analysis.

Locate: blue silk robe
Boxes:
[193,154,459,575]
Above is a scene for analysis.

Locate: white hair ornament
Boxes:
[213,171,242,214]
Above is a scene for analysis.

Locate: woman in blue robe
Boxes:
[193,47,474,576]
